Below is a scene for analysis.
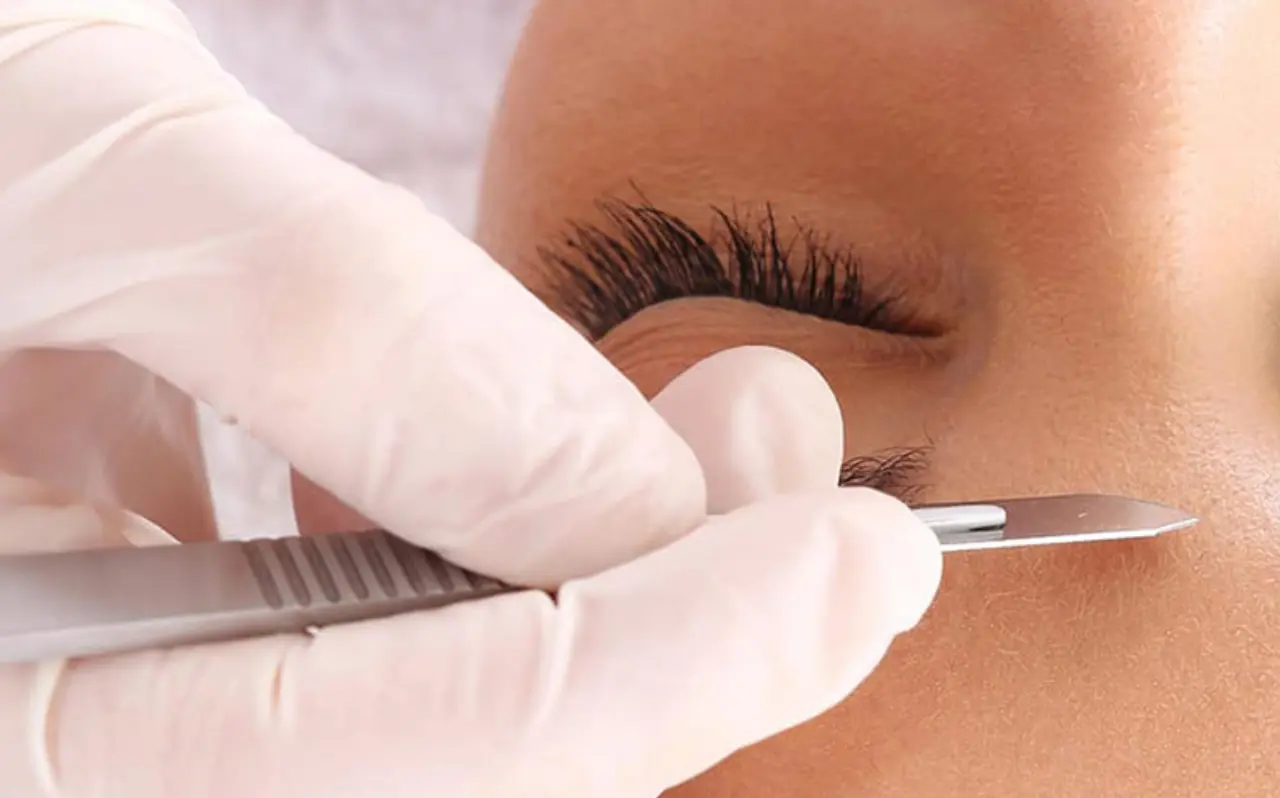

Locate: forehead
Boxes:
[485,0,1275,263]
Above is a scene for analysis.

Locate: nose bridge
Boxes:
[964,9,1222,378]
[989,22,1191,242]
[990,1,1280,267]
[900,0,1280,536]
[998,8,1280,379]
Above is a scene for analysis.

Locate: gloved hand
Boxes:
[0,3,943,797]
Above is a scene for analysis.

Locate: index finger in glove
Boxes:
[0,4,705,586]
[1,488,940,798]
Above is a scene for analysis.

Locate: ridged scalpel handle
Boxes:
[239,531,509,611]
[0,529,513,664]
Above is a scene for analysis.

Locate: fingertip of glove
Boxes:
[834,488,943,634]
[651,346,843,513]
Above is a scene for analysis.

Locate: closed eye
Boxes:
[533,197,940,341]
[530,197,937,499]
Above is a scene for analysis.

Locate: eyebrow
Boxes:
[840,446,932,502]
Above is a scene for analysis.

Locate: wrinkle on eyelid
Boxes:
[598,300,945,394]
[591,304,940,503]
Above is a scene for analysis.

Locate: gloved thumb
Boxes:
[651,345,845,513]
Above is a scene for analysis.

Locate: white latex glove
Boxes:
[0,3,943,796]
[0,0,710,577]
[0,345,941,797]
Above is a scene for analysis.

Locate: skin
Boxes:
[466,0,1280,795]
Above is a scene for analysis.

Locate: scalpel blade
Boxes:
[915,493,1198,553]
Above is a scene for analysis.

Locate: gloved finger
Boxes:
[0,348,220,545]
[0,488,941,798]
[290,344,843,534]
[651,346,844,513]
[0,4,705,586]
[0,469,178,798]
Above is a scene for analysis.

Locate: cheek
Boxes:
[668,359,1280,797]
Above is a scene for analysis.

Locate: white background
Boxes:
[171,0,537,538]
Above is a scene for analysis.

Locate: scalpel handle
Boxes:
[0,530,510,664]
[0,504,1010,664]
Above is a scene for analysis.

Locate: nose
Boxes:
[933,0,1280,429]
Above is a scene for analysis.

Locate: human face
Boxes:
[473,1,1280,795]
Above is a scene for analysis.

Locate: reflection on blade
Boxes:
[913,494,1198,553]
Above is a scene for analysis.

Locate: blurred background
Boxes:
[170,0,538,538]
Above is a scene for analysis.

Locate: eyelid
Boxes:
[535,199,936,341]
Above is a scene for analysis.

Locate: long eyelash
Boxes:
[839,446,932,503]
[536,198,910,340]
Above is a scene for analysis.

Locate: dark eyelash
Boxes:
[536,198,913,340]
[839,446,932,502]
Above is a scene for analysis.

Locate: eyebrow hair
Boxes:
[840,446,932,502]
[532,197,936,502]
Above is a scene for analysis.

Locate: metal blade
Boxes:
[922,494,1198,553]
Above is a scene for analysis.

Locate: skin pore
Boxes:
[466,0,1280,795]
